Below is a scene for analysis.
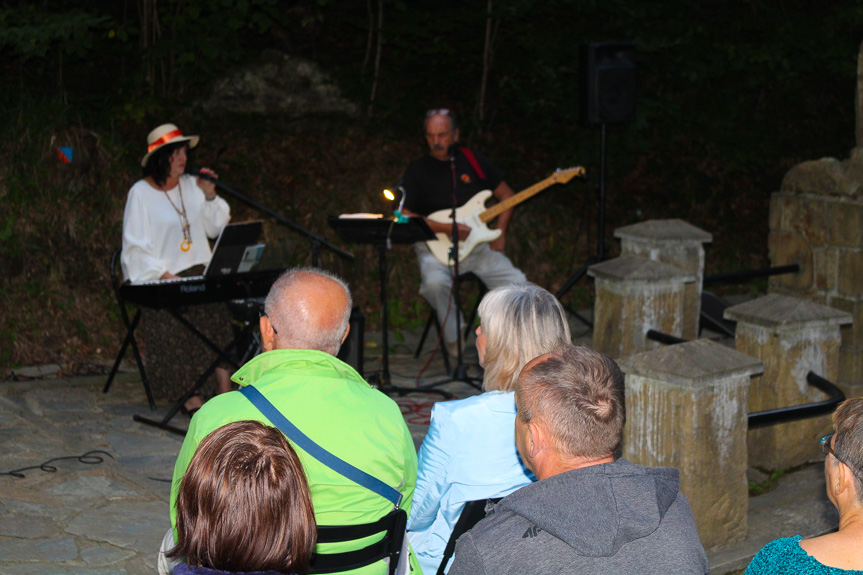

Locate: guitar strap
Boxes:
[460,147,486,181]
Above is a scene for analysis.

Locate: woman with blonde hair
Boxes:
[747,397,863,574]
[407,284,571,575]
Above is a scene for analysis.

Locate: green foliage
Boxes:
[748,462,817,497]
[0,6,108,61]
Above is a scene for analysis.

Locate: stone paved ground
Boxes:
[0,326,839,574]
[0,331,481,575]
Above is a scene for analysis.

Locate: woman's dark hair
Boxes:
[167,420,317,573]
[142,141,190,187]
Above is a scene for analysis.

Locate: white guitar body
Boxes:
[426,190,501,265]
[421,167,584,265]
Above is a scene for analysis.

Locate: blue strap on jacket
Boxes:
[238,385,402,508]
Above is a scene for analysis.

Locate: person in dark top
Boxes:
[448,345,710,575]
[401,109,526,357]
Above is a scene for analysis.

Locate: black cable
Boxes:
[1,450,114,479]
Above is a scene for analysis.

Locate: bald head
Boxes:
[262,268,352,355]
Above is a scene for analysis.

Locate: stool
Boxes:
[414,272,488,369]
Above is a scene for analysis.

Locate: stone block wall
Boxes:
[769,154,863,396]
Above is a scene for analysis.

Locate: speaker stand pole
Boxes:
[555,122,608,319]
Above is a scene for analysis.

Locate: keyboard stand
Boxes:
[134,309,261,435]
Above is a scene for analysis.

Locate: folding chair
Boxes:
[312,508,408,575]
[435,497,501,575]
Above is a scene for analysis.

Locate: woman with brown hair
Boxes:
[167,420,317,574]
[747,397,863,574]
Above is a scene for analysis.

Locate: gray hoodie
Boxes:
[447,459,709,575]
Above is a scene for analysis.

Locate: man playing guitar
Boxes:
[400,109,527,358]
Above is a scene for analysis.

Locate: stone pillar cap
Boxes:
[587,255,695,283]
[614,219,713,244]
[724,293,853,330]
[619,339,763,388]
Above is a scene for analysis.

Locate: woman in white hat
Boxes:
[121,123,230,283]
[121,123,232,415]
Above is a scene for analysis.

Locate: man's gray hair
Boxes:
[516,344,625,460]
[264,267,352,355]
[477,284,571,392]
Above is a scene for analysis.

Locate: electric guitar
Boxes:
[425,166,584,265]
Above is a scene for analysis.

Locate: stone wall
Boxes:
[769,148,863,396]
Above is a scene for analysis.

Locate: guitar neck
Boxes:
[479,177,556,223]
[477,167,583,223]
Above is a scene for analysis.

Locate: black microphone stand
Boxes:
[420,149,482,392]
[193,170,353,264]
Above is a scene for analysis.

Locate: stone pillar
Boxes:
[588,255,694,359]
[620,339,763,549]
[770,152,863,397]
[724,293,852,470]
[615,219,713,340]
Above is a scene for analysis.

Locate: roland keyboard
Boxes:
[121,268,284,309]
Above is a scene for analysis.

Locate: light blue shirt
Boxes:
[407,391,536,575]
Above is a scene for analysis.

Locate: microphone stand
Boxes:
[419,149,482,392]
[194,171,353,264]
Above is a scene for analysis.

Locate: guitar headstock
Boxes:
[552,166,586,184]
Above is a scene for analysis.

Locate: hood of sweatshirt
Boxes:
[494,458,682,558]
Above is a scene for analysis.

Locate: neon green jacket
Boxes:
[169,349,421,574]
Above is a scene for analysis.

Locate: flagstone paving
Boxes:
[0,328,838,574]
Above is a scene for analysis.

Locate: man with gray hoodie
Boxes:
[448,344,709,574]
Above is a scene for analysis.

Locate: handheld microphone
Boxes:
[186,167,218,183]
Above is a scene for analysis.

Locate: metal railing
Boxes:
[748,372,845,429]
[703,264,800,285]
[643,330,844,428]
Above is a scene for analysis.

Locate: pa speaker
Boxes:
[580,42,637,127]
[337,306,364,375]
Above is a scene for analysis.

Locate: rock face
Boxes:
[780,148,863,198]
[202,50,358,117]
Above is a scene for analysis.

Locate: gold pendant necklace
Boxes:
[162,180,192,252]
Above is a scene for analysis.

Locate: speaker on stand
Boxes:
[557,41,636,310]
